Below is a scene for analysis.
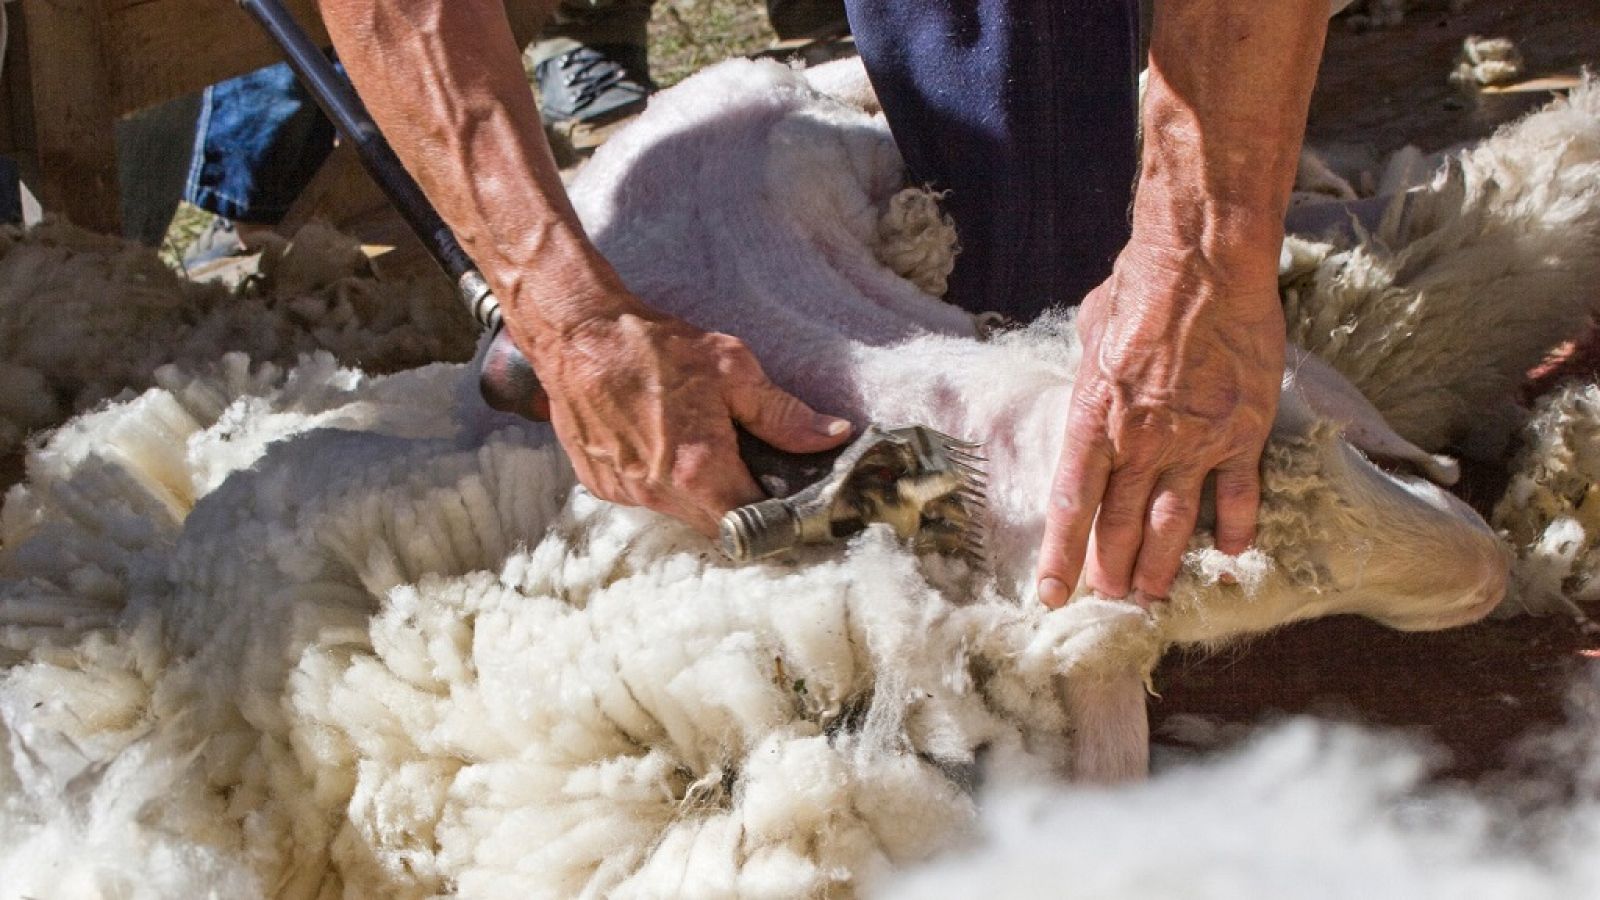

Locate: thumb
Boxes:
[725,373,853,454]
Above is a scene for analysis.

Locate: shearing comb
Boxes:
[241,0,990,564]
[719,425,989,564]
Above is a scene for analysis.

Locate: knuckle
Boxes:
[1111,456,1160,483]
[1215,468,1261,501]
[667,442,723,490]
[1148,501,1197,536]
[1046,489,1091,524]
[1095,504,1144,534]
[760,390,809,425]
[711,334,757,371]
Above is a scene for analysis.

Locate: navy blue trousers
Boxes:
[845,0,1142,321]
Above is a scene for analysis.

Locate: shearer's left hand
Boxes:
[1034,241,1285,608]
[1028,0,1329,609]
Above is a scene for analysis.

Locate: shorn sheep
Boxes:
[2,58,1600,896]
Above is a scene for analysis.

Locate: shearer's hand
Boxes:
[528,309,853,536]
[1035,245,1285,608]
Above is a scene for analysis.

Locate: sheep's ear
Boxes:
[1280,345,1461,486]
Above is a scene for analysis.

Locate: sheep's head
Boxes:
[1152,357,1508,649]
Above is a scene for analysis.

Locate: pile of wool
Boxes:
[1,58,1600,897]
[0,345,1512,897]
[885,702,1600,899]
[0,348,1146,896]
[0,220,477,456]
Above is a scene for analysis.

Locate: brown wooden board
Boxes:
[0,6,37,170]
[106,0,329,117]
[19,0,120,233]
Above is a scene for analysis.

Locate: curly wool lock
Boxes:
[1494,383,1600,616]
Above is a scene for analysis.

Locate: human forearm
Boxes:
[1135,0,1329,289]
[318,0,641,353]
[316,0,853,533]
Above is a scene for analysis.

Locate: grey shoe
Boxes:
[534,44,655,126]
[181,215,247,269]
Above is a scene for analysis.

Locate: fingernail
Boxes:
[815,416,852,437]
[1038,577,1069,609]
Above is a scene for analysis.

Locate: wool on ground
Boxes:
[0,220,477,457]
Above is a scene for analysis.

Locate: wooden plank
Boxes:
[1478,73,1583,95]
[107,0,550,118]
[0,4,38,166]
[19,0,121,232]
[13,0,549,233]
[107,0,328,116]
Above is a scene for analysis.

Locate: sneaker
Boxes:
[181,215,247,269]
[179,215,278,272]
[534,44,655,126]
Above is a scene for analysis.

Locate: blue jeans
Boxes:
[184,62,337,223]
[846,0,1141,320]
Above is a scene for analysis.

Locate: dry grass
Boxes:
[161,201,215,272]
[650,0,777,87]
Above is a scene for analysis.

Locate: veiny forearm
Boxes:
[1135,0,1329,290]
[317,0,643,354]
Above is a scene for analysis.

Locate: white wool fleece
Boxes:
[0,355,1136,897]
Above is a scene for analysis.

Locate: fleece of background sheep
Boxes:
[1281,80,1600,459]
[1494,382,1600,616]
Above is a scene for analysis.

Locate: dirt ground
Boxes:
[1308,0,1597,155]
[1153,0,1600,783]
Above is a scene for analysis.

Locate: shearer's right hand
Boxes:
[524,308,854,536]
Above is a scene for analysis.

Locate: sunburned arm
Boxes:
[1134,0,1329,286]
[1037,0,1329,607]
[319,0,852,534]
[317,0,630,346]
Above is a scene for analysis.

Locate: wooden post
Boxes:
[19,0,121,234]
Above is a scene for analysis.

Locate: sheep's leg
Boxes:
[1063,669,1150,782]
[1284,346,1460,484]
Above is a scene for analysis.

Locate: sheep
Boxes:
[1,56,1597,896]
